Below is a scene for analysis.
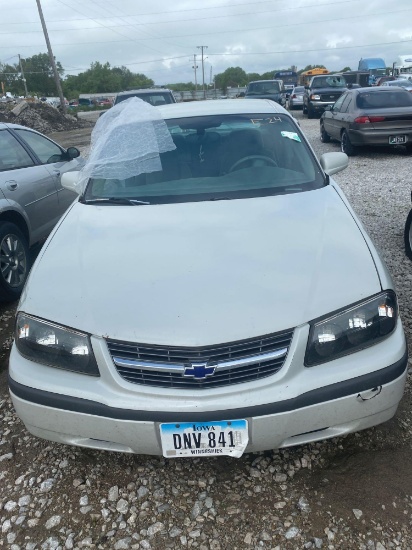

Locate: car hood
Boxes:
[21,185,381,346]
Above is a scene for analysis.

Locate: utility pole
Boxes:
[192,54,198,91]
[35,0,67,114]
[197,46,208,100]
[18,55,28,98]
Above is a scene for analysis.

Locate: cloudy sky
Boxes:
[2,0,412,85]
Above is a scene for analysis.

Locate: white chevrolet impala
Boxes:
[9,98,407,458]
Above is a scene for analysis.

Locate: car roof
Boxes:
[248,80,281,84]
[355,86,409,94]
[116,89,173,96]
[157,99,288,120]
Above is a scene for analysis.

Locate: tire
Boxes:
[406,143,412,154]
[341,130,356,156]
[0,223,30,302]
[307,104,314,119]
[404,209,412,260]
[320,122,331,143]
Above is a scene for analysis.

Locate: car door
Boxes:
[12,128,80,213]
[0,128,60,245]
[324,93,348,139]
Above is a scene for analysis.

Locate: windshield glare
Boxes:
[84,114,325,205]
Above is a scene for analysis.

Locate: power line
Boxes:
[1,0,360,25]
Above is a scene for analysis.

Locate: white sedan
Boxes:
[9,98,407,458]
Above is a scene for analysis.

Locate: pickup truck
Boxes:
[303,75,347,118]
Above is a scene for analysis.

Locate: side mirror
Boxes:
[61,171,81,193]
[319,152,348,176]
[324,105,332,111]
[66,147,80,159]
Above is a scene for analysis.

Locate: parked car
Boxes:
[375,76,397,86]
[244,80,287,107]
[9,98,407,457]
[288,86,305,110]
[78,98,96,107]
[0,123,82,300]
[303,75,347,118]
[113,88,176,107]
[381,79,412,92]
[320,87,412,155]
[405,195,412,261]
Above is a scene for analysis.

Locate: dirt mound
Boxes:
[0,101,92,134]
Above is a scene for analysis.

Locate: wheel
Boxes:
[0,223,30,301]
[406,143,412,154]
[307,104,314,119]
[229,155,278,173]
[341,130,356,156]
[404,209,412,260]
[320,122,331,143]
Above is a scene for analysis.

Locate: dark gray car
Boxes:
[0,123,82,300]
[320,87,412,155]
[303,75,347,118]
[244,80,286,107]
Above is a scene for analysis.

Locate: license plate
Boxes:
[389,135,406,144]
[160,419,248,458]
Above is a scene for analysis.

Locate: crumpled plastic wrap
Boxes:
[77,97,176,192]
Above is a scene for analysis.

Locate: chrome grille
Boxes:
[320,92,343,102]
[107,330,293,389]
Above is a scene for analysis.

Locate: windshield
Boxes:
[115,92,174,106]
[83,114,325,205]
[311,76,346,88]
[247,82,281,94]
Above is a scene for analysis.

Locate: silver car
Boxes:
[381,79,412,92]
[9,99,407,458]
[0,123,82,300]
[288,86,305,109]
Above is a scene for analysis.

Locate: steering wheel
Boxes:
[229,155,278,173]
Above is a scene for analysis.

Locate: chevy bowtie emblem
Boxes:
[184,362,215,379]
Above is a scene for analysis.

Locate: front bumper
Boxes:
[9,322,408,456]
[308,101,334,113]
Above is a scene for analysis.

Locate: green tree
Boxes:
[23,53,64,96]
[340,66,352,72]
[0,63,22,96]
[62,62,153,97]
[1,53,63,96]
[246,72,261,82]
[214,67,248,93]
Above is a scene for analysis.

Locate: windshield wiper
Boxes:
[208,197,233,201]
[81,197,150,205]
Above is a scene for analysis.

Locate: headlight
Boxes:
[310,94,321,100]
[305,291,397,367]
[15,313,99,376]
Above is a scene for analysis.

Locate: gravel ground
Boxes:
[1,110,412,550]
